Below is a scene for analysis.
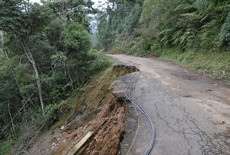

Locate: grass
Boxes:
[50,109,73,130]
[109,41,230,82]
[109,43,230,82]
[0,138,17,155]
[157,48,230,82]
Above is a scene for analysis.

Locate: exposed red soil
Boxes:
[51,64,138,155]
[52,93,127,155]
[25,64,138,155]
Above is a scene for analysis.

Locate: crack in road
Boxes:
[134,73,229,155]
[109,54,230,155]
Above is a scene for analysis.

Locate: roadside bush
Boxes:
[0,138,17,155]
[219,12,230,48]
[127,37,150,56]
[88,49,111,72]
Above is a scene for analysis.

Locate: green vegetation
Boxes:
[0,0,110,152]
[97,0,230,81]
[0,138,17,155]
[1,0,230,153]
[159,49,230,81]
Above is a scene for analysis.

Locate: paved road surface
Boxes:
[109,54,230,155]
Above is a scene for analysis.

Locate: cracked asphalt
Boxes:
[108,54,230,155]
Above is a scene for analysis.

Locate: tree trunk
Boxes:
[8,101,16,138]
[64,63,74,91]
[20,37,45,116]
[13,33,45,115]
[3,37,31,112]
[26,50,45,115]
[0,31,3,52]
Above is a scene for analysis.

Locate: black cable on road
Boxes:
[125,71,156,155]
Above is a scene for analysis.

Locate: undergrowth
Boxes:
[109,40,230,83]
[1,51,111,154]
[157,48,230,82]
[0,138,17,155]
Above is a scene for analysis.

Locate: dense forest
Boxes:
[0,0,109,152]
[98,0,230,52]
[97,0,230,80]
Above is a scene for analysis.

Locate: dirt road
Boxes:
[108,54,230,155]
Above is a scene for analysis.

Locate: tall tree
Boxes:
[0,0,51,115]
[0,0,97,141]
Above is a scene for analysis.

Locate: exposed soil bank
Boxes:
[27,64,138,155]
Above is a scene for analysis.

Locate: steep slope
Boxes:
[27,64,138,155]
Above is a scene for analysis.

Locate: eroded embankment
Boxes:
[51,64,138,155]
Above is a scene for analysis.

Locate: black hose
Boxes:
[125,72,156,155]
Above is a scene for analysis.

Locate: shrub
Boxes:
[0,138,17,155]
[88,49,111,72]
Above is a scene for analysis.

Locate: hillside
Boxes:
[97,0,230,82]
[1,0,230,154]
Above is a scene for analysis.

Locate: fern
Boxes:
[158,28,174,46]
[174,2,194,12]
[219,12,230,47]
[181,12,202,20]
[172,30,183,43]
[201,19,218,29]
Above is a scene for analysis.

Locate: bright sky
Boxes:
[30,0,107,7]
[29,0,107,44]
[30,0,41,3]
